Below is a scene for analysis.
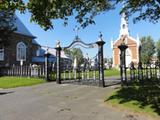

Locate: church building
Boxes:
[0,15,40,67]
[0,15,70,67]
[111,12,141,68]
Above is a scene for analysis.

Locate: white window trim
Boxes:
[16,42,26,61]
[0,46,4,61]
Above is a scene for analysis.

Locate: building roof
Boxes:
[112,35,138,47]
[14,15,35,38]
[41,46,69,59]
[32,39,41,46]
[32,56,56,63]
[32,46,71,63]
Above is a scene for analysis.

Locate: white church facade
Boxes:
[111,12,141,68]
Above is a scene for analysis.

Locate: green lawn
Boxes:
[104,69,120,77]
[0,76,45,89]
[105,82,160,118]
[60,69,120,80]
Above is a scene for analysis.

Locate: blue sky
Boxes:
[16,5,160,58]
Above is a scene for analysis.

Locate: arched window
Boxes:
[16,42,26,61]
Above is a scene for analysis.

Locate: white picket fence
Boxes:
[1,65,45,77]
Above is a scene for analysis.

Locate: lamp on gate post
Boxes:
[44,49,51,81]
[55,41,62,84]
[96,32,105,87]
[118,35,128,85]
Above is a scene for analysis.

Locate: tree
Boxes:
[1,0,160,30]
[116,0,160,23]
[156,39,160,61]
[1,0,113,30]
[64,48,84,65]
[0,0,25,45]
[0,0,25,12]
[140,36,155,63]
[27,0,113,30]
[0,10,16,46]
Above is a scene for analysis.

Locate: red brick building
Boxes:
[111,13,140,68]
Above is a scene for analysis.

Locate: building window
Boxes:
[0,45,4,61]
[122,24,125,29]
[16,42,26,61]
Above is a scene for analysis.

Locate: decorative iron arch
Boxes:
[55,33,106,87]
[62,36,98,50]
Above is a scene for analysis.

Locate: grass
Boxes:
[105,82,160,118]
[60,69,120,80]
[104,69,120,77]
[0,76,45,89]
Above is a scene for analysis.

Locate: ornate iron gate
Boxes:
[55,33,105,87]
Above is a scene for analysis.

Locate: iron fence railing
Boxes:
[129,62,160,84]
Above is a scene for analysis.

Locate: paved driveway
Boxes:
[0,82,151,120]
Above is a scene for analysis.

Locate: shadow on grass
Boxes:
[106,81,160,115]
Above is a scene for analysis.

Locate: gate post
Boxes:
[139,44,142,63]
[96,33,105,87]
[45,51,51,81]
[118,37,128,85]
[55,41,62,84]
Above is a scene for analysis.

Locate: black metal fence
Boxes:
[129,62,160,84]
[0,64,101,85]
[59,65,100,86]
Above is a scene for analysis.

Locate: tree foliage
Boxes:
[0,0,25,12]
[156,39,160,61]
[64,48,84,65]
[1,0,160,31]
[140,36,155,63]
[116,0,160,23]
[0,10,16,45]
[0,0,25,45]
[27,0,113,30]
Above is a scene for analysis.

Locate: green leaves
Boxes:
[27,0,113,30]
[156,39,160,61]
[140,36,155,63]
[64,48,84,65]
[0,10,16,46]
[0,1,25,45]
[0,0,25,12]
[116,0,160,23]
[1,0,160,31]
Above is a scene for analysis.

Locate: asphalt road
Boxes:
[0,82,151,120]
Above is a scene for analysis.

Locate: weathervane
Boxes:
[97,31,103,41]
[56,40,61,47]
[99,31,103,39]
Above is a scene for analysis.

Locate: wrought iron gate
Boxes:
[55,33,105,87]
